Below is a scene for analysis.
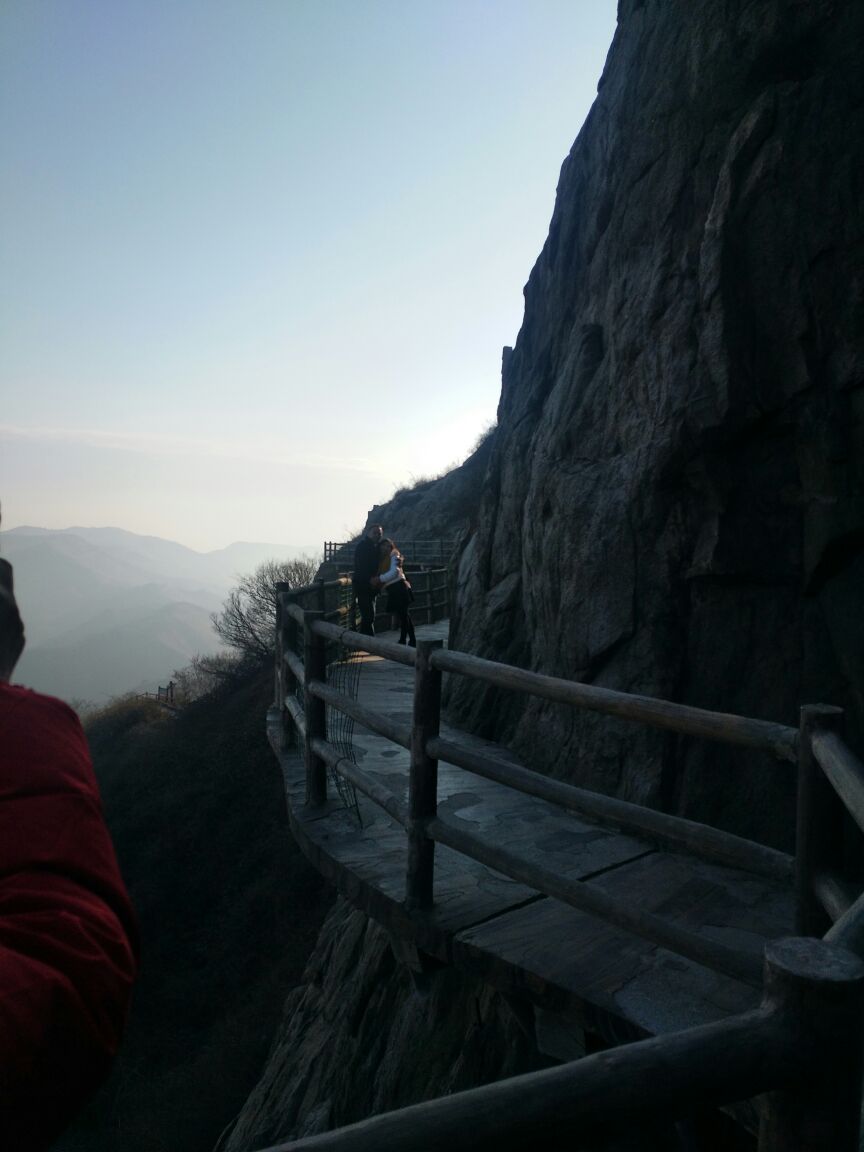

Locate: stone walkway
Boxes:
[268,620,794,1064]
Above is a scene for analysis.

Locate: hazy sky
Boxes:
[1,0,618,552]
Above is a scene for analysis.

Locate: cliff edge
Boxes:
[447,0,864,851]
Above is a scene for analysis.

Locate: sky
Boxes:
[1,0,618,552]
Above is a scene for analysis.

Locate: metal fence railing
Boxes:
[324,539,456,567]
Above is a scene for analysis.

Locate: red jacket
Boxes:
[0,684,138,1149]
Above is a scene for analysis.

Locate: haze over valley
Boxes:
[2,526,317,704]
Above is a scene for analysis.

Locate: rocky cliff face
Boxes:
[361,427,496,550]
[223,900,552,1150]
[228,2,863,1144]
[447,0,864,851]
[224,901,695,1152]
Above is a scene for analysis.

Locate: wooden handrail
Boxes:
[278,576,353,596]
[430,648,798,760]
[811,729,864,836]
[283,648,304,686]
[285,694,305,739]
[426,814,764,987]
[313,620,417,666]
[275,612,810,981]
[428,734,793,881]
[258,1006,790,1150]
[795,706,846,935]
[826,888,864,955]
[308,680,412,750]
[271,555,864,1148]
[307,618,797,755]
[813,869,857,923]
[311,737,409,827]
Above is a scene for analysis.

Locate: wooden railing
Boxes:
[270,588,864,1151]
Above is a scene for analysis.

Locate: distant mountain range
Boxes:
[1,526,318,704]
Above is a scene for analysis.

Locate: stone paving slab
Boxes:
[453,850,793,1041]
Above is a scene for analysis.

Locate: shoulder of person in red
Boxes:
[0,681,139,1149]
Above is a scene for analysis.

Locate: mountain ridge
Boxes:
[2,525,319,703]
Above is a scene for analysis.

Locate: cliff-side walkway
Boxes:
[267,620,794,1055]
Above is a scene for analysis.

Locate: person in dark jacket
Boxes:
[352,524,383,635]
[0,557,138,1150]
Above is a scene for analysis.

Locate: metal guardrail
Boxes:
[324,539,456,566]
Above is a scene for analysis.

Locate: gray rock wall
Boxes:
[224,901,693,1151]
[222,900,551,1150]
[447,0,864,850]
[228,4,863,1144]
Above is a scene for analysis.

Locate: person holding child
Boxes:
[377,539,416,647]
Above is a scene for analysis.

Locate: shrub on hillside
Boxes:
[84,694,168,749]
[211,557,318,664]
[171,651,252,705]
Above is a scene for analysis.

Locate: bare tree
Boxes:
[210,556,318,663]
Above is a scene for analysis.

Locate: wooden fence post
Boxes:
[303,609,327,806]
[796,705,845,935]
[317,578,327,615]
[759,936,864,1151]
[274,582,289,711]
[406,639,443,909]
[280,589,300,750]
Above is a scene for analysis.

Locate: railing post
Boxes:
[316,578,327,615]
[759,936,864,1151]
[274,582,289,711]
[796,705,845,935]
[303,609,327,806]
[406,639,443,909]
[279,587,300,750]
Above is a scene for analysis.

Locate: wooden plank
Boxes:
[453,851,793,1041]
[429,817,763,987]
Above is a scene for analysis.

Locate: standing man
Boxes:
[353,523,383,635]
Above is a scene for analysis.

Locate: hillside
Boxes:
[2,526,316,702]
[53,667,333,1152]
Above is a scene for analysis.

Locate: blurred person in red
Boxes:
[0,555,138,1149]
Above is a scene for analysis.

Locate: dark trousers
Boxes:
[396,608,415,646]
[355,587,377,636]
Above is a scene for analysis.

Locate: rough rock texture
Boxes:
[362,427,495,549]
[447,0,864,852]
[222,900,553,1150]
[223,901,692,1152]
